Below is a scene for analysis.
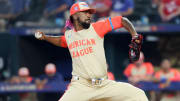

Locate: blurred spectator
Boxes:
[43,0,69,27]
[35,63,64,101]
[0,0,50,28]
[9,0,31,16]
[7,0,32,26]
[158,0,180,24]
[17,67,37,101]
[91,0,112,20]
[0,0,13,31]
[152,0,160,8]
[18,67,33,83]
[110,0,134,17]
[0,0,12,17]
[124,52,154,84]
[9,67,33,84]
[35,63,64,89]
[154,59,180,101]
[155,59,180,87]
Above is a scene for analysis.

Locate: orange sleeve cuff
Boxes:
[60,36,67,48]
[111,16,123,30]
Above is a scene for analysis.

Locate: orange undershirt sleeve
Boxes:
[92,16,123,38]
[60,35,67,48]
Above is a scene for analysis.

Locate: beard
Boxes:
[78,18,90,29]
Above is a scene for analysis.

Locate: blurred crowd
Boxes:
[124,52,180,101]
[0,63,64,101]
[0,0,180,32]
[0,51,180,101]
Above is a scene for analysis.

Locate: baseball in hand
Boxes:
[35,31,42,39]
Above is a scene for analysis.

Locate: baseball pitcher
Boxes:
[35,2,148,101]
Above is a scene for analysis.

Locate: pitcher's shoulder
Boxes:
[64,29,74,36]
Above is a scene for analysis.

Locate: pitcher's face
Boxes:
[76,10,93,29]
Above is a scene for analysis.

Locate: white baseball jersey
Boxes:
[62,16,123,79]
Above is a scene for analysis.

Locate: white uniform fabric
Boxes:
[65,25,107,79]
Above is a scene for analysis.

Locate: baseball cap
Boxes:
[18,67,29,76]
[70,2,96,16]
[45,63,56,74]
